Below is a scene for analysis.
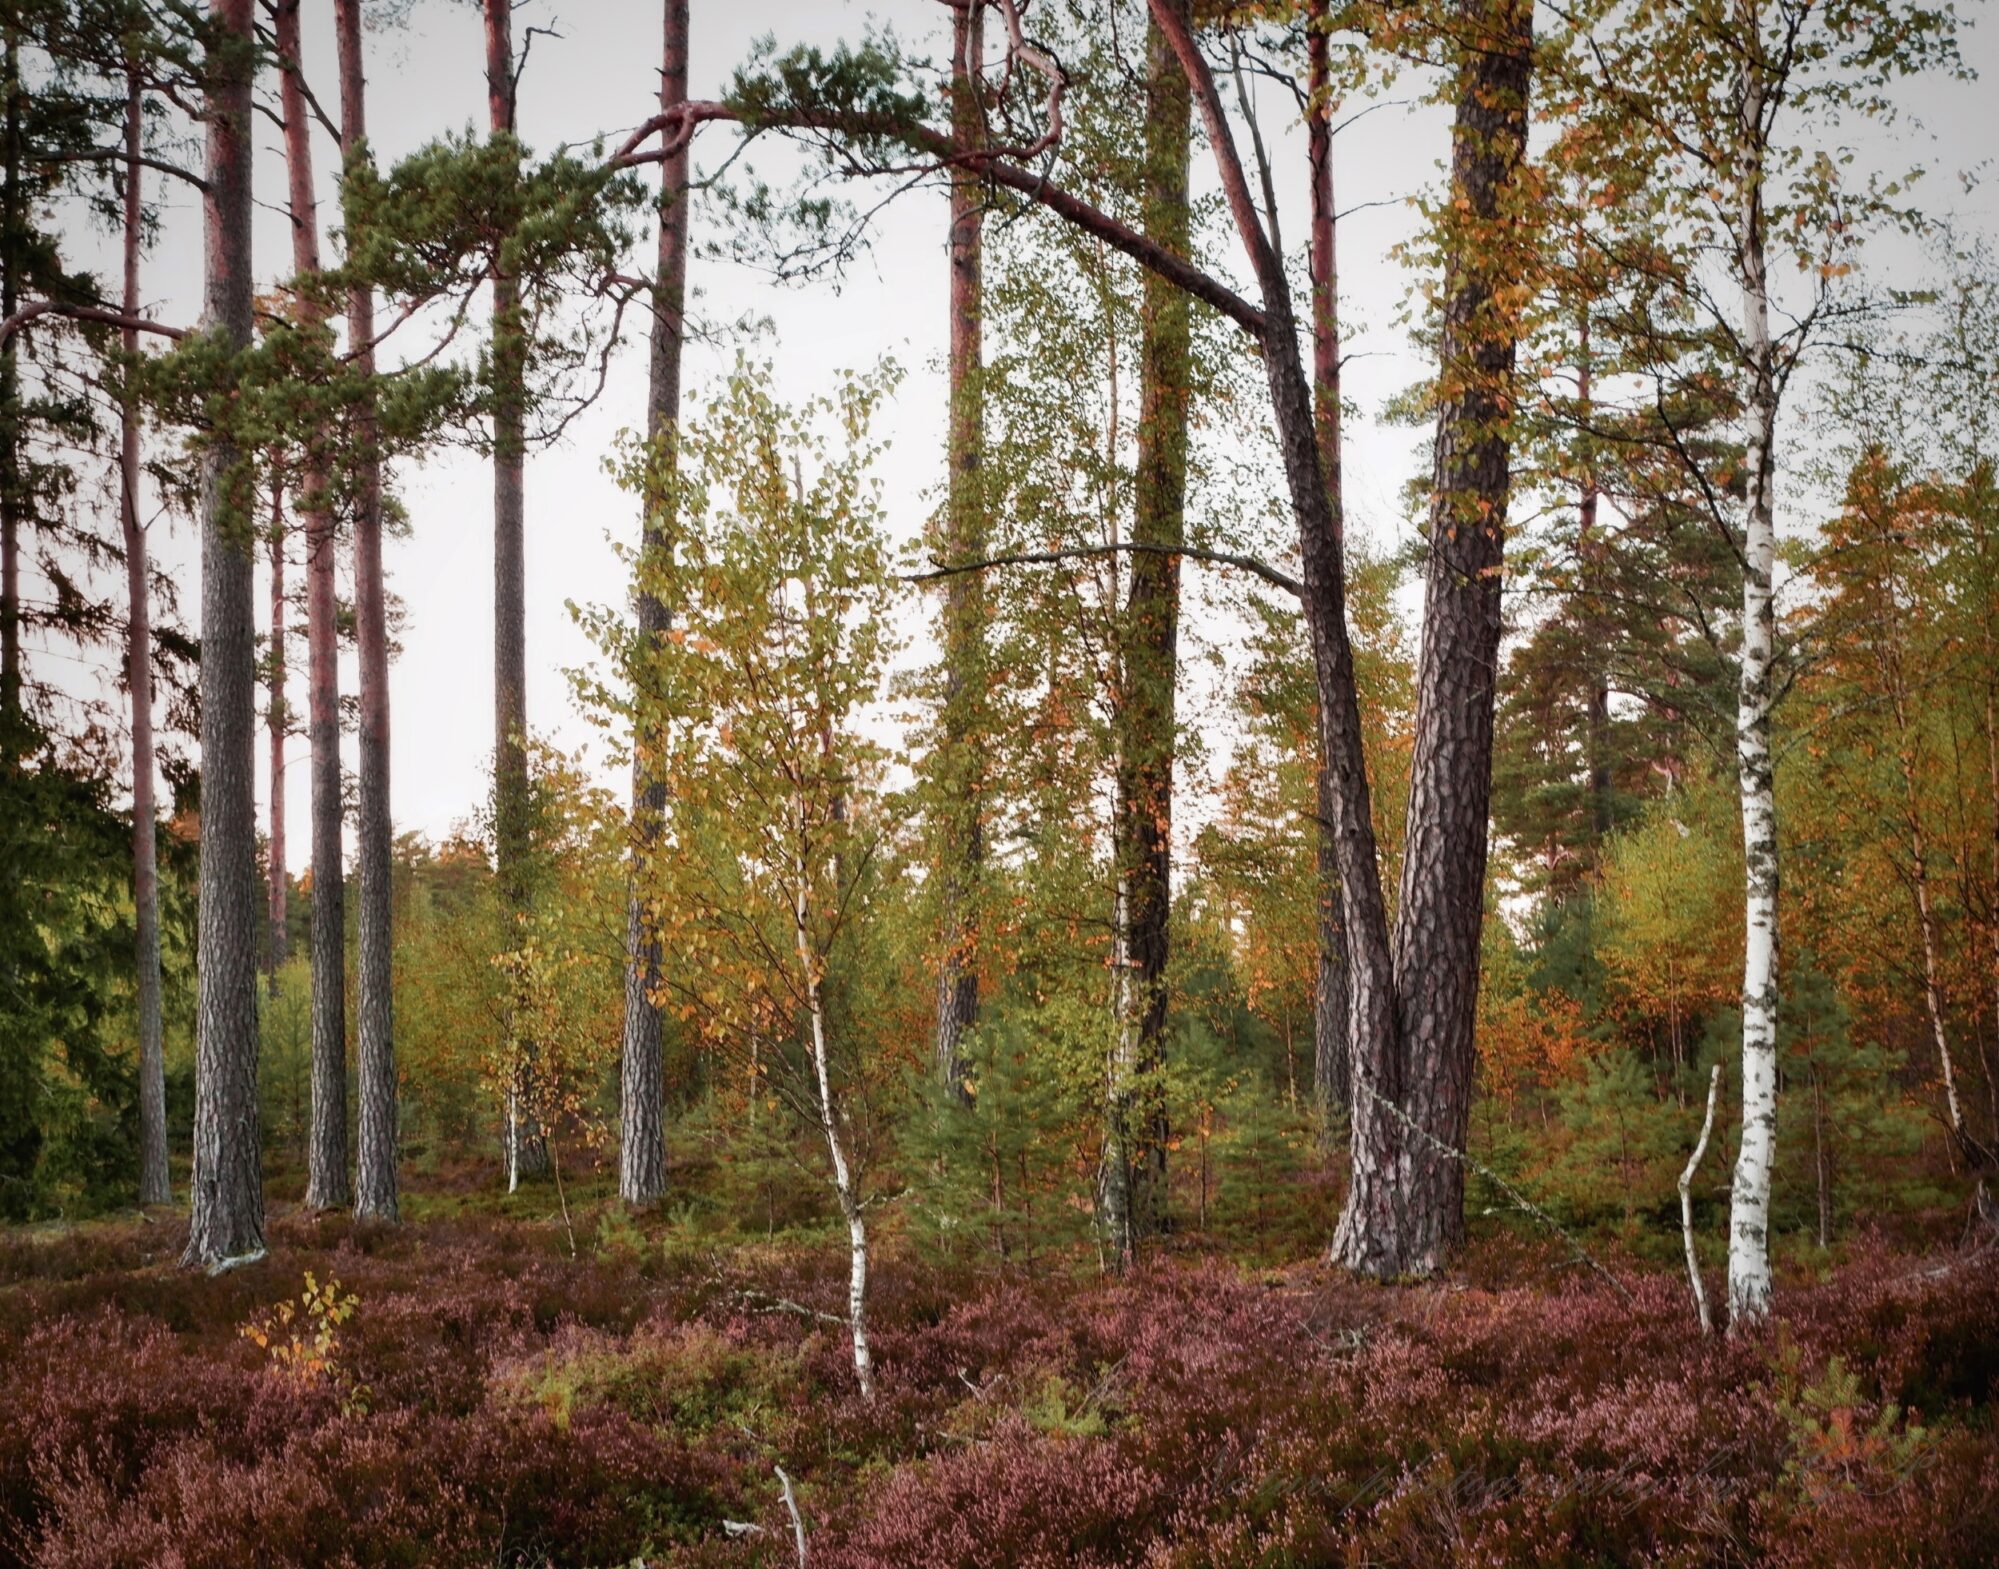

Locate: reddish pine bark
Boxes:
[338,0,399,1224]
[276,0,349,1212]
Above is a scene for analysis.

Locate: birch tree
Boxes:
[585,362,900,1400]
[1554,0,1962,1326]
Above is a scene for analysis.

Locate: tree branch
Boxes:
[906,540,1301,597]
[0,300,186,348]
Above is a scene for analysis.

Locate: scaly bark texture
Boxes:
[1727,41,1779,1332]
[338,0,398,1224]
[182,0,265,1271]
[618,0,688,1209]
[933,0,986,1101]
[265,477,287,995]
[123,57,169,1207]
[1102,0,1192,1269]
[278,0,349,1211]
[1306,1,1350,1130]
[483,0,545,1184]
[1145,0,1401,1272]
[1373,0,1535,1275]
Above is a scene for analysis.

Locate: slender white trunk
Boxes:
[1727,50,1779,1331]
[793,828,873,1401]
[1892,685,1969,1142]
[1680,1062,1722,1335]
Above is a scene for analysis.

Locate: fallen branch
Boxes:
[1679,1062,1723,1335]
[728,1287,847,1326]
[1350,1079,1634,1304]
[775,1462,808,1567]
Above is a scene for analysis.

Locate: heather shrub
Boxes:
[1,1213,1992,1568]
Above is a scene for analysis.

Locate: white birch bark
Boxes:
[793,815,874,1402]
[1681,1062,1722,1335]
[1727,39,1780,1330]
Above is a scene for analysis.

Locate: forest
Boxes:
[2,0,1998,1562]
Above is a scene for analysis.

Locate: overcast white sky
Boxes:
[42,0,1999,870]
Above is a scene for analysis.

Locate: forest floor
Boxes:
[2,1173,1996,1567]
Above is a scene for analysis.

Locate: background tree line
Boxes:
[0,0,1990,1370]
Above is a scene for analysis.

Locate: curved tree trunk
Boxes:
[618,0,689,1208]
[933,0,986,1101]
[277,0,349,1211]
[123,56,170,1207]
[182,0,264,1271]
[1382,0,1534,1274]
[338,0,398,1224]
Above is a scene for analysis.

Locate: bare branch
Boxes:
[906,540,1301,597]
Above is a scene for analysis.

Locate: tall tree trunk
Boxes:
[1577,303,1613,854]
[278,0,349,1211]
[482,0,544,1184]
[934,0,986,1100]
[1101,0,1192,1268]
[123,56,170,1208]
[0,35,21,753]
[1338,0,1534,1276]
[618,0,689,1208]
[338,0,398,1223]
[182,0,264,1271]
[1727,51,1780,1331]
[266,476,287,994]
[1147,0,1525,1277]
[1306,0,1350,1133]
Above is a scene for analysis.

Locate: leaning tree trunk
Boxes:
[182,0,264,1271]
[1306,0,1351,1133]
[123,56,170,1207]
[337,0,398,1224]
[1149,0,1524,1277]
[618,0,689,1208]
[1145,0,1401,1275]
[1102,0,1192,1269]
[482,0,545,1185]
[1382,0,1534,1276]
[933,0,986,1101]
[1727,55,1780,1331]
[278,0,349,1211]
